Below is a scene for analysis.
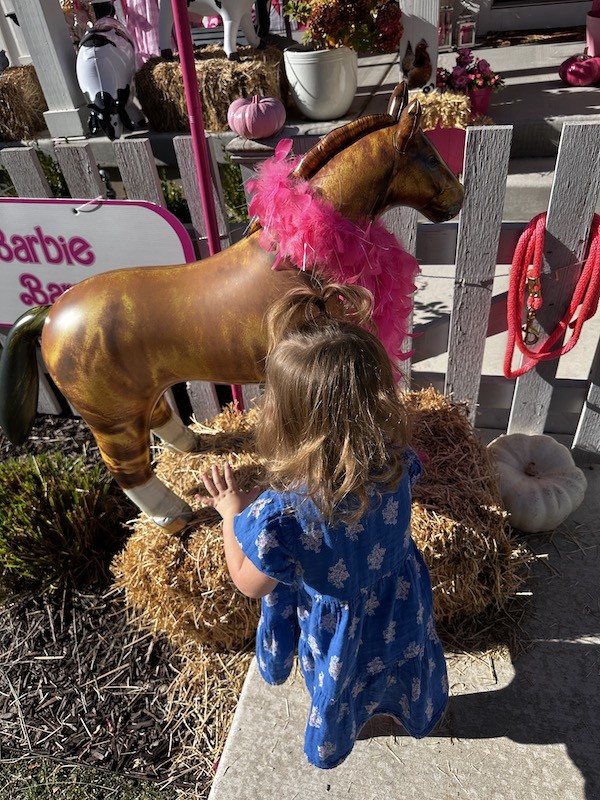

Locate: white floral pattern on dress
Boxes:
[364,700,379,715]
[301,654,314,672]
[404,641,424,660]
[400,694,410,718]
[351,679,366,698]
[367,543,386,570]
[256,528,278,559]
[328,655,342,680]
[281,605,294,619]
[411,677,421,701]
[263,634,277,656]
[386,674,397,687]
[328,558,350,589]
[382,497,399,525]
[309,706,322,728]
[383,620,396,644]
[366,656,385,675]
[348,616,360,639]
[396,576,410,600]
[364,592,380,616]
[345,521,364,541]
[425,697,434,721]
[318,671,324,687]
[264,591,278,607]
[337,703,350,721]
[307,634,321,656]
[301,523,323,553]
[318,742,336,760]
[416,601,424,625]
[248,497,272,518]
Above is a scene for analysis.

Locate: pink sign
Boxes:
[0,198,196,325]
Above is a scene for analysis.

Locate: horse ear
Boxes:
[387,82,408,120]
[393,99,422,153]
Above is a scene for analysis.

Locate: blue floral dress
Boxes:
[233,449,448,769]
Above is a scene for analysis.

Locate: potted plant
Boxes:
[282,0,403,120]
[436,48,504,117]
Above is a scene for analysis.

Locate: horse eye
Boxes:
[427,154,439,168]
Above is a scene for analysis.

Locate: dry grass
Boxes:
[0,66,47,141]
[135,46,286,133]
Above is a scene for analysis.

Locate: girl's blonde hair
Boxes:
[256,280,410,526]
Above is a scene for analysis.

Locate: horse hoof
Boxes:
[227,52,240,62]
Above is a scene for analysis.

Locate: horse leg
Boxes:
[150,393,200,453]
[92,406,194,533]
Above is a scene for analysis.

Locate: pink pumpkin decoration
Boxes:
[559,54,600,87]
[227,95,286,140]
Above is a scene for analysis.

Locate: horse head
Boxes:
[385,83,464,222]
[293,82,464,224]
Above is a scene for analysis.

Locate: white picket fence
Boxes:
[0,121,599,461]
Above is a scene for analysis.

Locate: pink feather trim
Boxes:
[247,139,420,364]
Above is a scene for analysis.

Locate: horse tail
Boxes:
[0,305,51,445]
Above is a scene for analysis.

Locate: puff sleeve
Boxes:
[234,491,298,586]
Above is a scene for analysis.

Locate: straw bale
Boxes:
[0,66,48,141]
[411,89,471,130]
[407,387,527,624]
[135,45,286,133]
[112,406,263,652]
[114,392,527,654]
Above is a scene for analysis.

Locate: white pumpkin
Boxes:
[487,433,587,533]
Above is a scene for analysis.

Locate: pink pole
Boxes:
[169,0,244,410]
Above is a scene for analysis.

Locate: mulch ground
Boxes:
[0,415,209,794]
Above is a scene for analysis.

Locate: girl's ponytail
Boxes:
[265,280,375,349]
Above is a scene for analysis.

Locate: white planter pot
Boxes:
[283,46,358,121]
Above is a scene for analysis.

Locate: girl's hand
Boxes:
[199,462,261,520]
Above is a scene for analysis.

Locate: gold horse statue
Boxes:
[0,83,464,532]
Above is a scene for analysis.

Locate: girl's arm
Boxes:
[200,463,278,599]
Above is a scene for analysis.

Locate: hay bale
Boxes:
[407,387,527,623]
[0,66,48,141]
[113,392,527,653]
[112,406,263,651]
[411,89,471,130]
[135,46,286,133]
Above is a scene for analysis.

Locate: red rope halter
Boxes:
[503,212,600,379]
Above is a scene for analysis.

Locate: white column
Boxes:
[16,0,88,138]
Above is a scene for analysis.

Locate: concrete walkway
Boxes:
[209,466,600,800]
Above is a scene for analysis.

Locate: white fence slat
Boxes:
[571,335,600,462]
[0,147,53,198]
[508,122,600,435]
[241,384,263,410]
[113,139,166,208]
[381,206,418,391]
[186,380,220,422]
[54,142,106,199]
[173,135,231,248]
[416,221,527,265]
[445,125,513,422]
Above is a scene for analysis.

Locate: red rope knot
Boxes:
[504,212,600,379]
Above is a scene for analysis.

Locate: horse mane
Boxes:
[293,113,397,180]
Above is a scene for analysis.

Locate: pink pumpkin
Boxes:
[227,95,286,140]
[559,54,600,87]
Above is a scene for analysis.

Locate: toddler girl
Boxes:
[201,280,447,769]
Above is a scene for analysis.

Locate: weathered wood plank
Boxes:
[381,206,418,390]
[54,142,105,199]
[507,123,600,435]
[416,221,527,265]
[113,139,166,207]
[186,381,220,423]
[444,125,512,422]
[241,384,263,411]
[571,335,600,463]
[173,135,230,248]
[0,147,53,198]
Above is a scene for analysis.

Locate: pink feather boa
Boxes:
[247,139,420,363]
